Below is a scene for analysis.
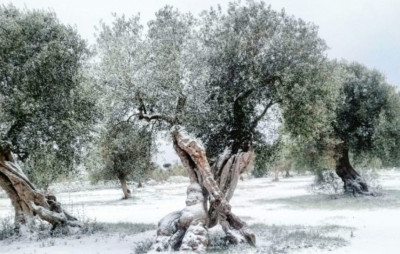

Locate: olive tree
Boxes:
[284,61,400,195]
[93,13,157,199]
[94,8,221,251]
[95,1,327,251]
[184,1,327,226]
[92,122,154,199]
[192,3,327,157]
[0,5,97,230]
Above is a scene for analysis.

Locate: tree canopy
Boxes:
[285,61,400,163]
[0,4,98,228]
[0,5,97,168]
[188,1,328,157]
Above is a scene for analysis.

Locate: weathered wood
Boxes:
[154,130,255,251]
[208,147,253,227]
[0,147,80,231]
[155,183,209,252]
[334,143,373,196]
[175,131,255,244]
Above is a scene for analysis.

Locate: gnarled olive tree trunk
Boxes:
[0,145,79,232]
[154,131,255,252]
[334,143,372,195]
[207,144,254,229]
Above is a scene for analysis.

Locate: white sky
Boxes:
[2,0,400,89]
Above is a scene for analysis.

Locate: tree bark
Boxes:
[154,130,255,252]
[208,145,253,227]
[0,145,80,232]
[334,143,371,195]
[119,176,131,199]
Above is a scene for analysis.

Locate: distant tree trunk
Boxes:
[315,168,325,184]
[284,167,291,178]
[137,181,143,188]
[334,143,371,195]
[273,167,280,182]
[154,131,255,252]
[118,176,131,199]
[0,145,79,232]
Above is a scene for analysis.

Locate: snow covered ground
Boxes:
[1,170,400,253]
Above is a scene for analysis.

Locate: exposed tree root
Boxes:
[154,130,255,252]
[0,146,80,231]
[334,143,374,196]
[155,183,209,251]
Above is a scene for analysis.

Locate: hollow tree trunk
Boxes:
[0,146,79,232]
[208,144,254,228]
[118,176,131,199]
[334,143,371,195]
[154,131,255,252]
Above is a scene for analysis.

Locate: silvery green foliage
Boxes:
[94,13,144,122]
[373,89,400,166]
[282,61,344,142]
[23,145,70,189]
[94,7,206,128]
[94,1,331,167]
[92,13,160,183]
[92,6,213,188]
[187,1,328,157]
[335,63,391,152]
[94,123,154,182]
[140,6,211,129]
[279,61,345,173]
[0,5,97,176]
[338,63,400,167]
[285,60,400,171]
[252,137,281,178]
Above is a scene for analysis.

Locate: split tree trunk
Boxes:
[334,143,371,195]
[0,145,79,232]
[119,176,131,199]
[208,144,253,228]
[154,131,255,252]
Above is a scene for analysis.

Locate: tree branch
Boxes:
[233,75,282,123]
[250,100,275,131]
[136,93,181,125]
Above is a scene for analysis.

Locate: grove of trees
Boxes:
[0,1,399,252]
[0,5,97,230]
